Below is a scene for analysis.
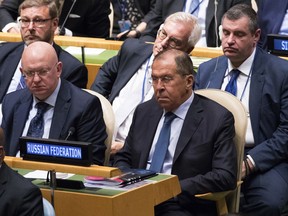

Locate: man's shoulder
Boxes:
[53,43,84,67]
[0,42,23,57]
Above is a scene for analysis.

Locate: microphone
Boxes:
[65,127,75,140]
[59,0,77,35]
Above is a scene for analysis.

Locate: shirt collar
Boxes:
[227,48,256,76]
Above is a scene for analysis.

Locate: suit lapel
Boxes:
[0,45,23,102]
[10,91,32,155]
[207,56,228,89]
[49,81,71,139]
[139,100,163,168]
[249,48,265,144]
[173,95,203,163]
[110,42,153,101]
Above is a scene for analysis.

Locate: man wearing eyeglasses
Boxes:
[0,0,88,105]
[90,12,202,159]
[1,41,107,165]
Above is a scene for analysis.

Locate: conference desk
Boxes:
[5,157,181,216]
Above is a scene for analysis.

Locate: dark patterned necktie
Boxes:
[149,112,177,173]
[225,69,241,96]
[27,102,49,138]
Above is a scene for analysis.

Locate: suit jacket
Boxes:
[0,0,110,38]
[114,96,237,214]
[141,0,251,47]
[90,38,154,103]
[256,0,288,49]
[1,79,107,165]
[0,41,88,103]
[0,162,43,216]
[195,47,288,183]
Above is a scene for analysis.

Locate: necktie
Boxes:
[149,112,177,173]
[190,0,200,17]
[17,75,26,90]
[225,69,241,96]
[27,102,49,138]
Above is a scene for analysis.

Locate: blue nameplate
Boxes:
[20,137,92,166]
[267,34,288,56]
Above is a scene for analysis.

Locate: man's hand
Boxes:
[110,141,124,155]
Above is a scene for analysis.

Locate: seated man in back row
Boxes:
[91,12,202,158]
[0,0,88,104]
[114,49,237,216]
[1,41,107,165]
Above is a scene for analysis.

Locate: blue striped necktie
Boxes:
[27,102,49,138]
[225,69,241,96]
[149,112,177,173]
[17,75,26,90]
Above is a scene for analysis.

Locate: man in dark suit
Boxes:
[0,0,110,38]
[136,0,251,47]
[90,12,202,157]
[114,49,237,216]
[0,127,44,216]
[256,0,288,50]
[0,0,87,104]
[1,41,107,165]
[195,4,288,215]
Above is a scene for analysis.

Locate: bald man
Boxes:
[1,41,107,165]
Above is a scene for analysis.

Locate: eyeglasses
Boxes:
[157,29,183,48]
[19,18,54,28]
[22,63,58,79]
[152,75,174,86]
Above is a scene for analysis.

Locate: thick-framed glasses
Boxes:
[152,75,174,86]
[22,62,58,79]
[157,29,183,48]
[19,18,53,28]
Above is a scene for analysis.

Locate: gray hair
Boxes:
[164,12,202,48]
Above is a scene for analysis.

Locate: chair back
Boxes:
[43,198,55,216]
[195,89,248,213]
[83,89,115,166]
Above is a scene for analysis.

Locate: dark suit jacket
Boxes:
[0,162,43,216]
[0,0,110,38]
[141,0,251,47]
[0,41,88,103]
[114,96,237,214]
[195,48,288,183]
[90,38,154,103]
[1,79,107,165]
[256,0,288,50]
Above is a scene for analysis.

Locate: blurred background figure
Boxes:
[126,0,251,47]
[0,0,110,38]
[256,0,288,50]
[110,0,155,39]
